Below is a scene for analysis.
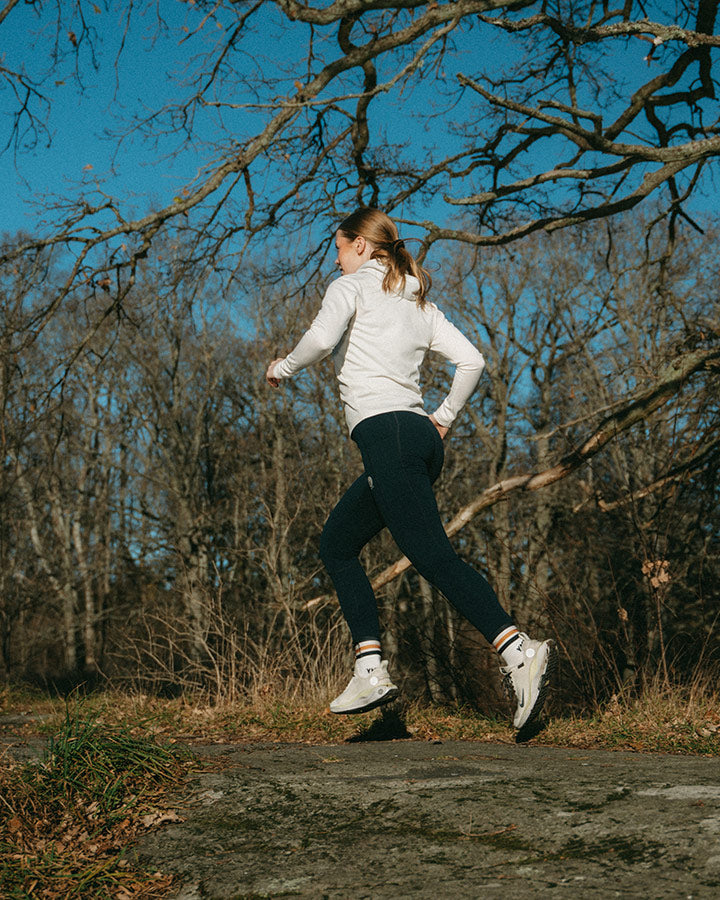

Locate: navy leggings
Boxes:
[319,410,512,645]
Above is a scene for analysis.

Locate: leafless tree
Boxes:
[1,1,718,698]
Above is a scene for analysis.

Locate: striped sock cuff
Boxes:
[493,626,520,655]
[355,640,381,660]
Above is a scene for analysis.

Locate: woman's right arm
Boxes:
[268,280,356,383]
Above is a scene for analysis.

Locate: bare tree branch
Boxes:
[575,432,720,513]
[479,11,720,48]
[0,0,20,28]
[2,0,719,352]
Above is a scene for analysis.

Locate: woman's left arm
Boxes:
[428,311,485,431]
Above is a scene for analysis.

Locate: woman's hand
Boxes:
[429,415,449,440]
[266,359,283,387]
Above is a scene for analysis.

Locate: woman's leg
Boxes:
[324,411,552,727]
[352,411,513,644]
[320,473,400,714]
[318,472,385,644]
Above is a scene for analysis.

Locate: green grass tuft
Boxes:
[43,704,190,817]
[0,702,192,898]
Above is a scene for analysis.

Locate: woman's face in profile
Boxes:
[335,230,370,275]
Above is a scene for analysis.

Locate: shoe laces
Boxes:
[501,671,513,700]
[500,660,525,700]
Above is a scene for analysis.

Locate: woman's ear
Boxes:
[354,235,367,255]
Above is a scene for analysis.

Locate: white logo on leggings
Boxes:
[367,476,374,489]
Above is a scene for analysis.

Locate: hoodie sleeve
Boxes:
[427,309,485,427]
[272,278,357,379]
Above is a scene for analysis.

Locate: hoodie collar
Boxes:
[357,258,386,274]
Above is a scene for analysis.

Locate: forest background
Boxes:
[1,0,719,718]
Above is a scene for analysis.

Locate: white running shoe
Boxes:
[329,660,399,715]
[500,635,554,729]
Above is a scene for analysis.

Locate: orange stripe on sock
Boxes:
[493,626,518,651]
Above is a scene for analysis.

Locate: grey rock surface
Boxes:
[133,739,720,898]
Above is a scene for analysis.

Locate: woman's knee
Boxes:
[318,525,335,566]
[319,522,353,568]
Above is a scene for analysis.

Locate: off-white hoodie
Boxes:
[272,259,485,434]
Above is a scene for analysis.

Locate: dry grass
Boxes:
[3,679,718,756]
[539,682,720,754]
[1,678,717,896]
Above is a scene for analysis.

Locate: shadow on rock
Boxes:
[346,706,411,742]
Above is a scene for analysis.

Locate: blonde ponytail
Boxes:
[337,208,431,307]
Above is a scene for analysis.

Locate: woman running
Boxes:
[266,208,553,729]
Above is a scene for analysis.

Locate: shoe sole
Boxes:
[516,641,555,730]
[330,685,399,715]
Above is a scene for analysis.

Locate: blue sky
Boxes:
[2,3,211,232]
[1,2,715,245]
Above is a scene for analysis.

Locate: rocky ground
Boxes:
[133,735,720,898]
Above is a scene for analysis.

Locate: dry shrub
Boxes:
[114,584,351,706]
